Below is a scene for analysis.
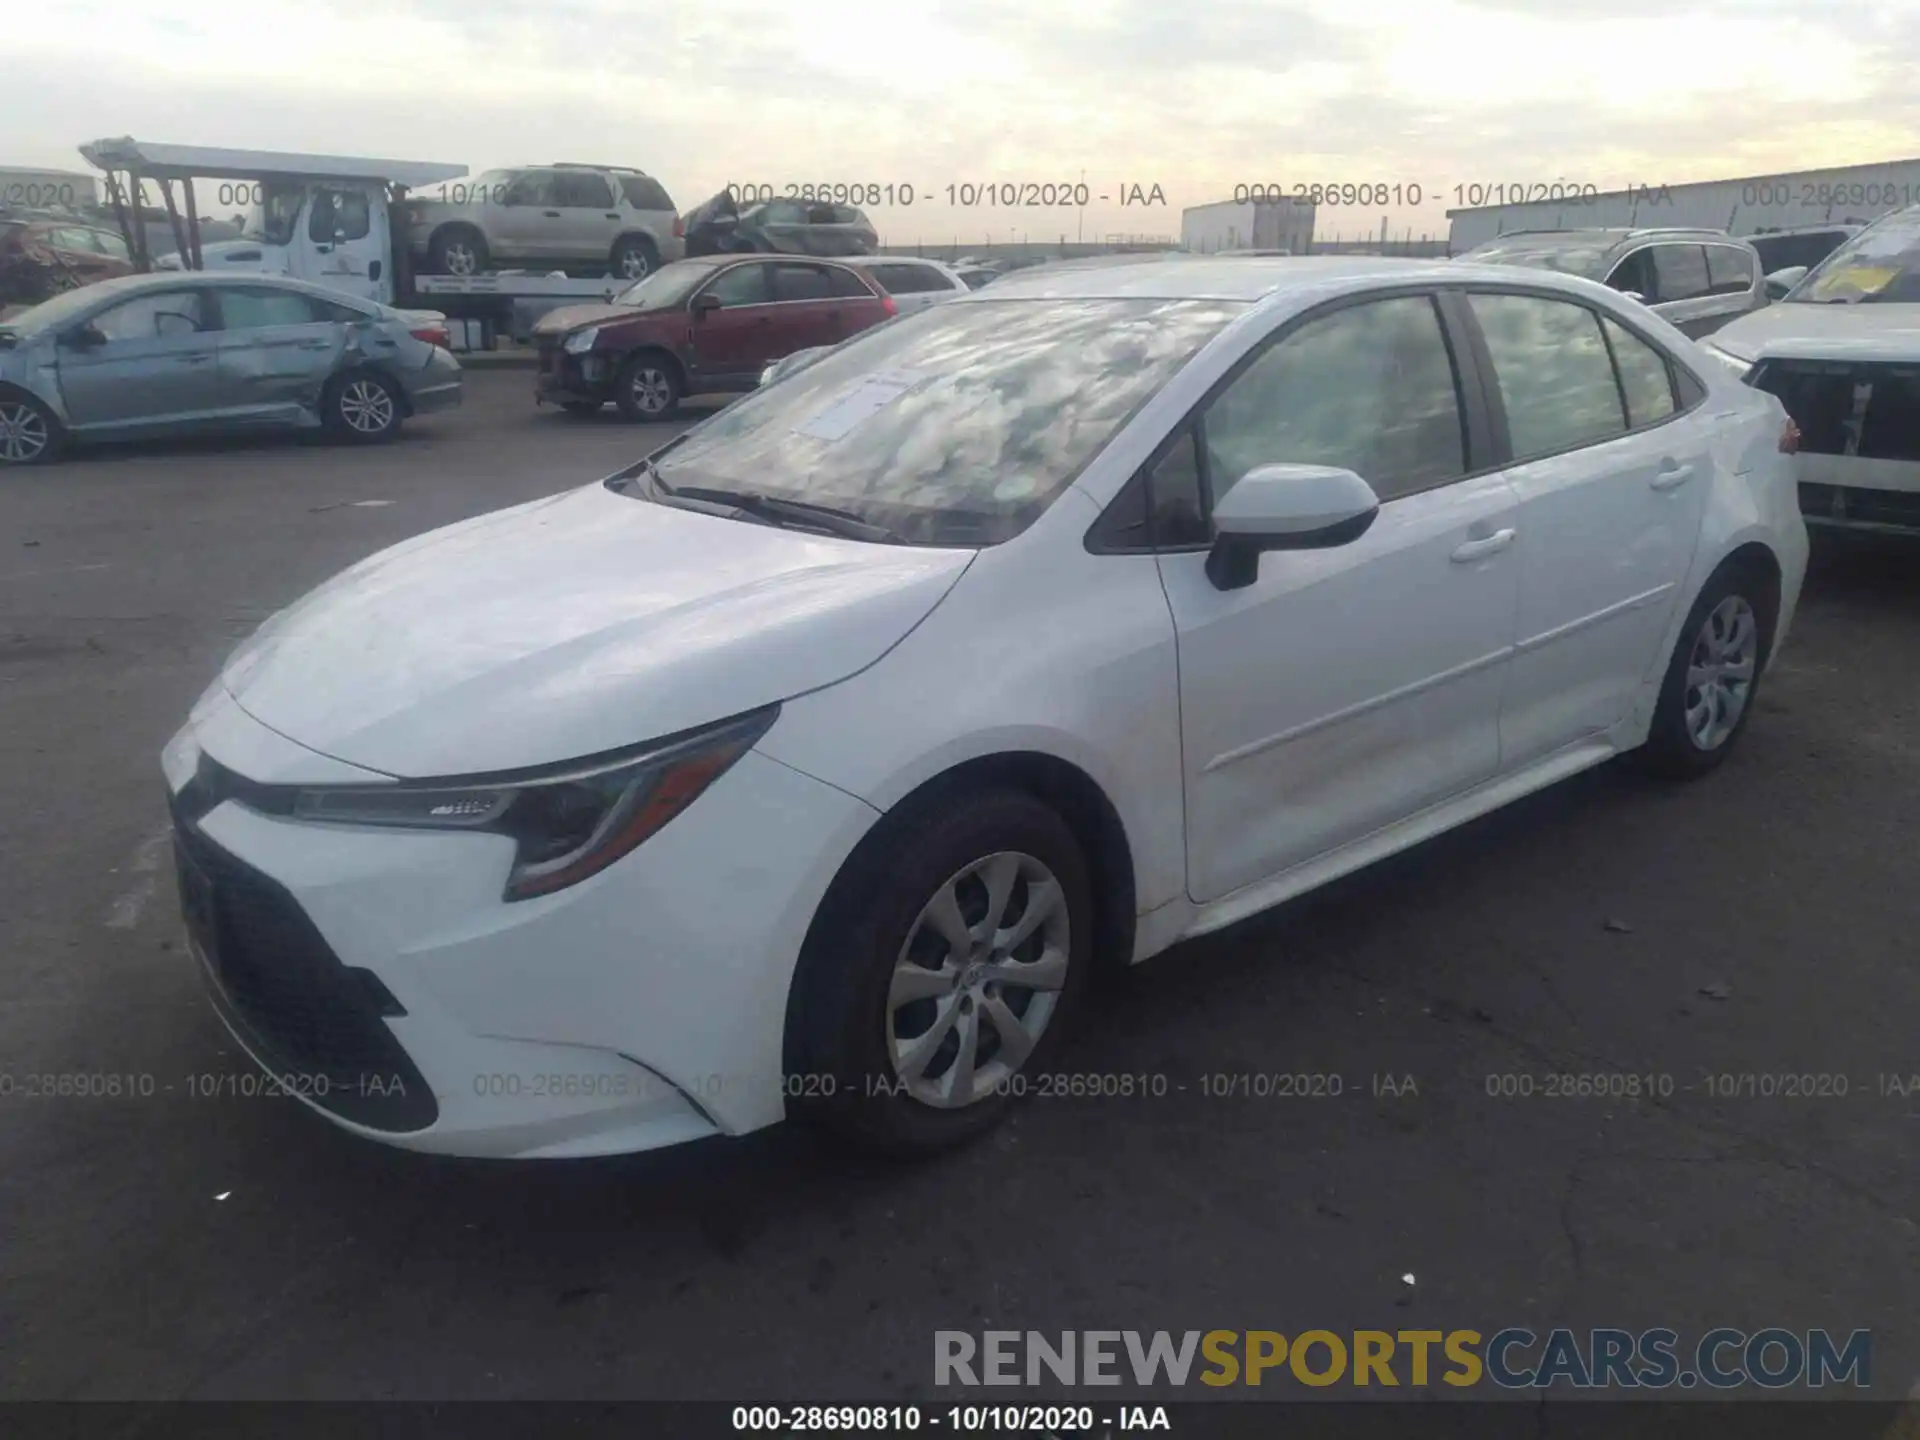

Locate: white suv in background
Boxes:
[403,164,684,280]
[837,256,970,313]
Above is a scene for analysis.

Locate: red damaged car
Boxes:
[533,254,894,420]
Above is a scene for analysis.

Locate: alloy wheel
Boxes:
[630,367,673,415]
[339,379,396,435]
[443,241,479,276]
[1685,594,1758,750]
[0,401,50,464]
[619,247,652,279]
[886,851,1070,1109]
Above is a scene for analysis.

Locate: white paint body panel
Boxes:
[160,256,1807,1158]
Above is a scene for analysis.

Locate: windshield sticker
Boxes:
[794,372,920,441]
[1808,265,1898,300]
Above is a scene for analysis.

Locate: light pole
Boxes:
[1077,168,1085,245]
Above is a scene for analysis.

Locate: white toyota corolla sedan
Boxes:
[163,257,1808,1160]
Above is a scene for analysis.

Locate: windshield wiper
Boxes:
[655,480,902,543]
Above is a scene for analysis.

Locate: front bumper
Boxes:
[533,346,614,404]
[161,690,879,1158]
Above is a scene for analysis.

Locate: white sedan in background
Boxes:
[163,257,1806,1161]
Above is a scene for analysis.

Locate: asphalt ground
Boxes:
[2,370,1917,1408]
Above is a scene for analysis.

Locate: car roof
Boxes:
[62,269,382,306]
[1471,227,1745,249]
[968,254,1505,302]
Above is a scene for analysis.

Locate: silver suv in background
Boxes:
[1458,227,1768,338]
[403,164,683,280]
[836,256,969,313]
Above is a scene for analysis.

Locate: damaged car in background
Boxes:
[0,215,134,305]
[1704,205,1920,535]
[682,190,879,258]
[0,271,460,466]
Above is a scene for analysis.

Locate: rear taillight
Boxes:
[880,295,897,317]
[1779,418,1801,454]
[672,216,684,238]
[411,325,449,347]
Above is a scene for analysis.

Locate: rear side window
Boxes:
[824,266,872,298]
[95,230,130,260]
[218,287,329,329]
[619,176,674,211]
[1468,292,1626,459]
[1600,315,1677,428]
[771,263,835,301]
[1705,245,1755,295]
[553,172,615,208]
[1650,244,1710,302]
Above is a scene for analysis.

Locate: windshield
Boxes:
[644,297,1245,546]
[1784,208,1920,304]
[617,262,713,308]
[242,181,307,245]
[1461,237,1615,280]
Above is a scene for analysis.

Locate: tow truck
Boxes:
[77,138,641,350]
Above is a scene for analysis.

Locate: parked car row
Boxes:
[158,253,1809,1161]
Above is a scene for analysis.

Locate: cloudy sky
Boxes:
[7,0,1918,244]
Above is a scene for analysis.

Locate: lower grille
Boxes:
[171,803,438,1133]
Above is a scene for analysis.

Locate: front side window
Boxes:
[242,182,306,245]
[502,171,558,207]
[1705,245,1755,296]
[617,261,714,309]
[308,189,372,243]
[647,297,1243,546]
[1468,292,1626,459]
[91,290,208,342]
[758,200,807,226]
[1605,249,1655,299]
[700,263,772,307]
[1202,295,1467,505]
[94,230,130,261]
[1650,245,1710,303]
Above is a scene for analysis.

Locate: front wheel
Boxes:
[0,392,63,467]
[1635,562,1775,779]
[786,790,1094,1156]
[613,353,681,420]
[323,371,403,444]
[428,227,488,277]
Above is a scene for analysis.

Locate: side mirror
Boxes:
[692,292,722,317]
[1205,464,1380,591]
[63,324,106,349]
[1765,265,1808,299]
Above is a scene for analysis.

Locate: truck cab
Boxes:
[177,178,399,305]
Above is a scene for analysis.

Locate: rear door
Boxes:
[550,170,622,262]
[55,287,228,435]
[1455,288,1712,768]
[767,261,855,349]
[210,285,351,424]
[686,261,779,383]
[491,170,561,259]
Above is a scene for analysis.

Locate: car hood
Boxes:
[1709,301,1920,365]
[532,302,661,336]
[219,482,975,776]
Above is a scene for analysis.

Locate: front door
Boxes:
[1157,292,1522,904]
[210,284,350,425]
[55,287,228,436]
[1458,290,1712,767]
[687,262,782,384]
[297,185,387,303]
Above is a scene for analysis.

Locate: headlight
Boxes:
[562,326,601,355]
[289,707,777,901]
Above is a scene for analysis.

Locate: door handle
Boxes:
[1451,528,1516,562]
[180,354,214,365]
[1651,462,1695,491]
[543,210,562,218]
[605,213,620,220]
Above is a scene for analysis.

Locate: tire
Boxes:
[611,234,659,281]
[785,789,1095,1157]
[323,370,403,444]
[0,390,64,467]
[560,400,602,416]
[1635,560,1776,780]
[612,352,681,420]
[428,226,488,277]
